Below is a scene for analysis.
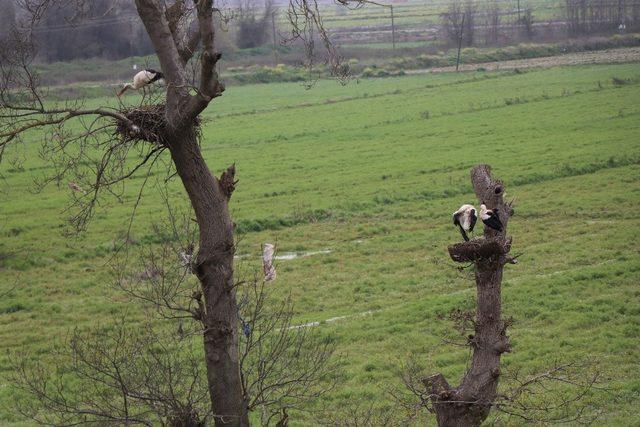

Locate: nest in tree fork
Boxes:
[448,236,512,263]
[114,104,201,145]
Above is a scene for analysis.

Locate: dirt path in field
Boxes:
[406,47,640,74]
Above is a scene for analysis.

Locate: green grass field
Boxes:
[1,62,639,424]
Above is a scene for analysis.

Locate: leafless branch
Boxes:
[9,316,210,426]
[238,277,338,425]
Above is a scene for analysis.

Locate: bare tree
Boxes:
[462,0,476,47]
[485,1,501,45]
[11,204,337,426]
[386,165,605,426]
[11,317,211,426]
[11,284,337,426]
[520,8,534,40]
[238,279,338,425]
[418,164,515,426]
[5,2,242,420]
[235,0,276,49]
[440,0,465,46]
[0,0,350,425]
[32,0,152,62]
[440,0,475,47]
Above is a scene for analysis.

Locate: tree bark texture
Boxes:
[168,127,248,426]
[425,164,515,427]
[133,0,247,425]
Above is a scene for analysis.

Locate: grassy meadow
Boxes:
[1,62,639,424]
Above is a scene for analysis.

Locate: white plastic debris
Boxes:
[262,243,276,282]
[179,244,195,271]
[179,251,192,267]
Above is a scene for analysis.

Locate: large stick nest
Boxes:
[115,104,201,145]
[448,236,512,263]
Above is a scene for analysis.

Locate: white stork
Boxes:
[117,69,165,98]
[479,203,503,232]
[452,204,477,241]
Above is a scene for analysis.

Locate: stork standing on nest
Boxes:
[480,202,503,232]
[117,69,165,99]
[453,204,478,242]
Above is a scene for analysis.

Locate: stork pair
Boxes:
[452,203,503,242]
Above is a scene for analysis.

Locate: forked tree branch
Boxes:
[183,0,224,119]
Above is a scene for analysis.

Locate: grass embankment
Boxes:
[0,63,639,424]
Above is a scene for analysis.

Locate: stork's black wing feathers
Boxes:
[145,69,164,83]
[469,209,477,232]
[483,209,503,231]
[458,224,470,241]
[453,213,460,226]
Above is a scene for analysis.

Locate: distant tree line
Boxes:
[0,0,277,63]
[5,0,640,63]
[565,0,640,34]
[440,0,640,48]
[33,1,153,62]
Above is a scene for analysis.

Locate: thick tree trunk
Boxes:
[168,126,249,427]
[425,165,515,427]
[132,1,244,424]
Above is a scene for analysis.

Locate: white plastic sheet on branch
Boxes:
[262,243,277,282]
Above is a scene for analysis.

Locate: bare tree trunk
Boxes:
[2,0,341,424]
[168,126,248,427]
[424,165,514,427]
[131,0,247,423]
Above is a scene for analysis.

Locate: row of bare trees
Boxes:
[440,0,537,48]
[441,0,640,48]
[1,0,608,426]
[0,0,277,62]
[566,0,640,34]
[13,0,640,64]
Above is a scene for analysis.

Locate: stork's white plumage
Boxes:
[480,203,503,232]
[117,69,164,97]
[453,204,477,241]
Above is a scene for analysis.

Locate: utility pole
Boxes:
[517,0,521,22]
[456,13,465,72]
[390,5,396,52]
[272,10,278,65]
